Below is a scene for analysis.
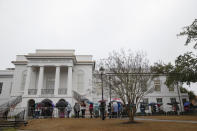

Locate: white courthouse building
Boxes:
[0,49,189,118]
[0,49,94,118]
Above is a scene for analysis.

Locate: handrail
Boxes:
[73,90,89,103]
[0,96,22,116]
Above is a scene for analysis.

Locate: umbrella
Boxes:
[172,102,180,105]
[167,103,173,105]
[184,102,190,106]
[111,98,122,103]
[52,103,55,108]
[80,98,88,102]
[140,102,148,106]
[56,101,68,108]
[36,102,44,109]
[98,100,107,103]
[93,103,99,106]
[93,103,99,109]
[167,102,179,105]
[87,101,93,104]
[111,100,118,103]
[148,102,157,106]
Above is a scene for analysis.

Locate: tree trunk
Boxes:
[128,106,135,122]
[129,111,134,122]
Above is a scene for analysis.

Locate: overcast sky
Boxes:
[0,0,197,93]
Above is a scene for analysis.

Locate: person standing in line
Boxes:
[111,103,114,118]
[99,101,106,120]
[81,101,86,118]
[108,103,112,118]
[117,102,121,117]
[74,102,80,118]
[66,103,72,118]
[89,103,93,118]
[113,102,118,118]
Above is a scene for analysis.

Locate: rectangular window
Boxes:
[169,85,174,92]
[46,77,55,89]
[154,80,161,91]
[0,82,3,94]
[170,98,176,103]
[143,98,149,110]
[156,98,163,104]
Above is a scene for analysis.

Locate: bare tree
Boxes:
[98,49,154,122]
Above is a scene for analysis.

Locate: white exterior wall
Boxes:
[146,76,179,97]
[76,55,92,61]
[11,65,27,96]
[0,73,13,105]
[73,65,93,99]
[144,76,188,113]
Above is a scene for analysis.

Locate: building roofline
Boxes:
[25,53,75,57]
[11,61,27,65]
[36,49,75,51]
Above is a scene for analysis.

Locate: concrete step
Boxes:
[0,120,28,128]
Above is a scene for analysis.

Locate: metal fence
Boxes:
[1,106,197,121]
[0,106,130,120]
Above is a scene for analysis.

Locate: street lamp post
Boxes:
[99,66,105,120]
[109,76,112,118]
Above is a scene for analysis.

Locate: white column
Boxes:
[37,66,44,95]
[54,66,60,95]
[24,66,32,96]
[67,66,72,96]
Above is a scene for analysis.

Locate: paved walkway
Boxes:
[135,117,197,124]
[17,130,33,131]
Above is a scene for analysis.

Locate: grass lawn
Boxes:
[2,128,17,131]
[19,117,197,131]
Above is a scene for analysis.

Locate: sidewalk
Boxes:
[135,117,197,124]
[17,130,33,131]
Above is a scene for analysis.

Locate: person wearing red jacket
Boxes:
[89,103,93,118]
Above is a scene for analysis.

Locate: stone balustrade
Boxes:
[58,88,67,95]
[28,89,37,95]
[41,89,54,95]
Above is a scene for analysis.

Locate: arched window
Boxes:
[28,99,35,117]
[77,70,84,93]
